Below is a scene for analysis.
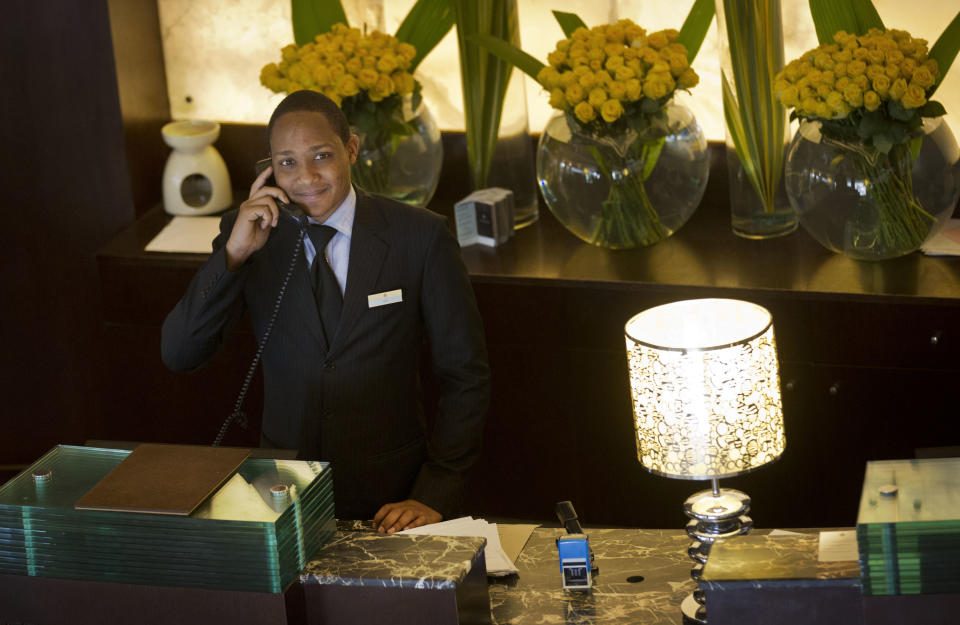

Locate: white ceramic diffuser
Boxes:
[161,120,232,216]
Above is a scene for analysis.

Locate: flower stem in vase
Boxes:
[587,137,669,248]
[839,138,936,255]
[353,129,395,195]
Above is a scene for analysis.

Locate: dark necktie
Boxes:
[306,224,342,344]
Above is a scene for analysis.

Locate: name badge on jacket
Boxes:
[368,289,403,308]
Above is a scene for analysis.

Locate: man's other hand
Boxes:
[373,499,442,534]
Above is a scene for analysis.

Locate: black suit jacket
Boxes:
[161,191,490,520]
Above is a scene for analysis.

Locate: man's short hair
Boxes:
[267,90,351,149]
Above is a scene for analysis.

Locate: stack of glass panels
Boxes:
[856,457,960,596]
[0,445,335,593]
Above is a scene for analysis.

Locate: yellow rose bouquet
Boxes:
[775,0,960,257]
[538,23,699,135]
[776,28,943,153]
[261,24,424,199]
[475,8,713,247]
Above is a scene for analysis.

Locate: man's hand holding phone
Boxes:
[224,165,291,271]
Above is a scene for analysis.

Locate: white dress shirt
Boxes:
[302,185,356,295]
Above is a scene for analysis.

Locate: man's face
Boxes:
[269,110,359,222]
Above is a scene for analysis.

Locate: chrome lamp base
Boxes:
[680,482,753,624]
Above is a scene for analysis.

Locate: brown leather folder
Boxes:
[75,443,250,516]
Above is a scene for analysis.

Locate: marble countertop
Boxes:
[700,532,861,590]
[490,528,694,625]
[297,525,694,623]
[300,529,487,590]
[297,525,859,624]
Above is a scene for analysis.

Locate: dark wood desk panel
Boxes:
[95,153,960,528]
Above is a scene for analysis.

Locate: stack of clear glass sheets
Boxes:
[856,457,960,596]
[0,445,335,593]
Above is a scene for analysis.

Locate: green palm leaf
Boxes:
[552,11,587,38]
[850,0,884,33]
[720,0,786,212]
[470,33,546,83]
[291,0,347,46]
[808,0,883,44]
[929,10,960,97]
[809,0,853,43]
[395,0,455,72]
[678,0,716,63]
[453,0,519,188]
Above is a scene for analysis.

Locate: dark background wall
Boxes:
[0,0,168,476]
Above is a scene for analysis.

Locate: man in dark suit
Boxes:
[161,91,490,532]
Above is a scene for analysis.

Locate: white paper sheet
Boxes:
[921,219,960,256]
[399,516,519,576]
[145,216,221,253]
[768,529,805,537]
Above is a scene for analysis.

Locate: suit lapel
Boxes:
[267,217,328,351]
[329,190,388,357]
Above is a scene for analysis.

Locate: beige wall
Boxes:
[158,0,959,140]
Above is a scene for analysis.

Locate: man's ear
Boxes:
[346,134,360,164]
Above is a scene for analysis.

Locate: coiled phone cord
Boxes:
[213,216,308,447]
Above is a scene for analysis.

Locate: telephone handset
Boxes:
[254,157,275,186]
[254,158,305,223]
[211,159,309,447]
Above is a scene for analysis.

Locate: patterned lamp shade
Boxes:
[624,299,785,480]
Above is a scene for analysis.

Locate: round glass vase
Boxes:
[785,118,960,261]
[350,94,443,208]
[536,102,710,249]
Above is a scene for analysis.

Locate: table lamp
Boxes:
[624,298,785,624]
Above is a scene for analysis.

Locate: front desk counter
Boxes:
[491,527,957,625]
[298,525,489,625]
[306,525,863,625]
[488,527,695,625]
[9,520,955,624]
[298,524,700,625]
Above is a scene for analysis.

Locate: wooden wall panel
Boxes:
[107,0,171,216]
